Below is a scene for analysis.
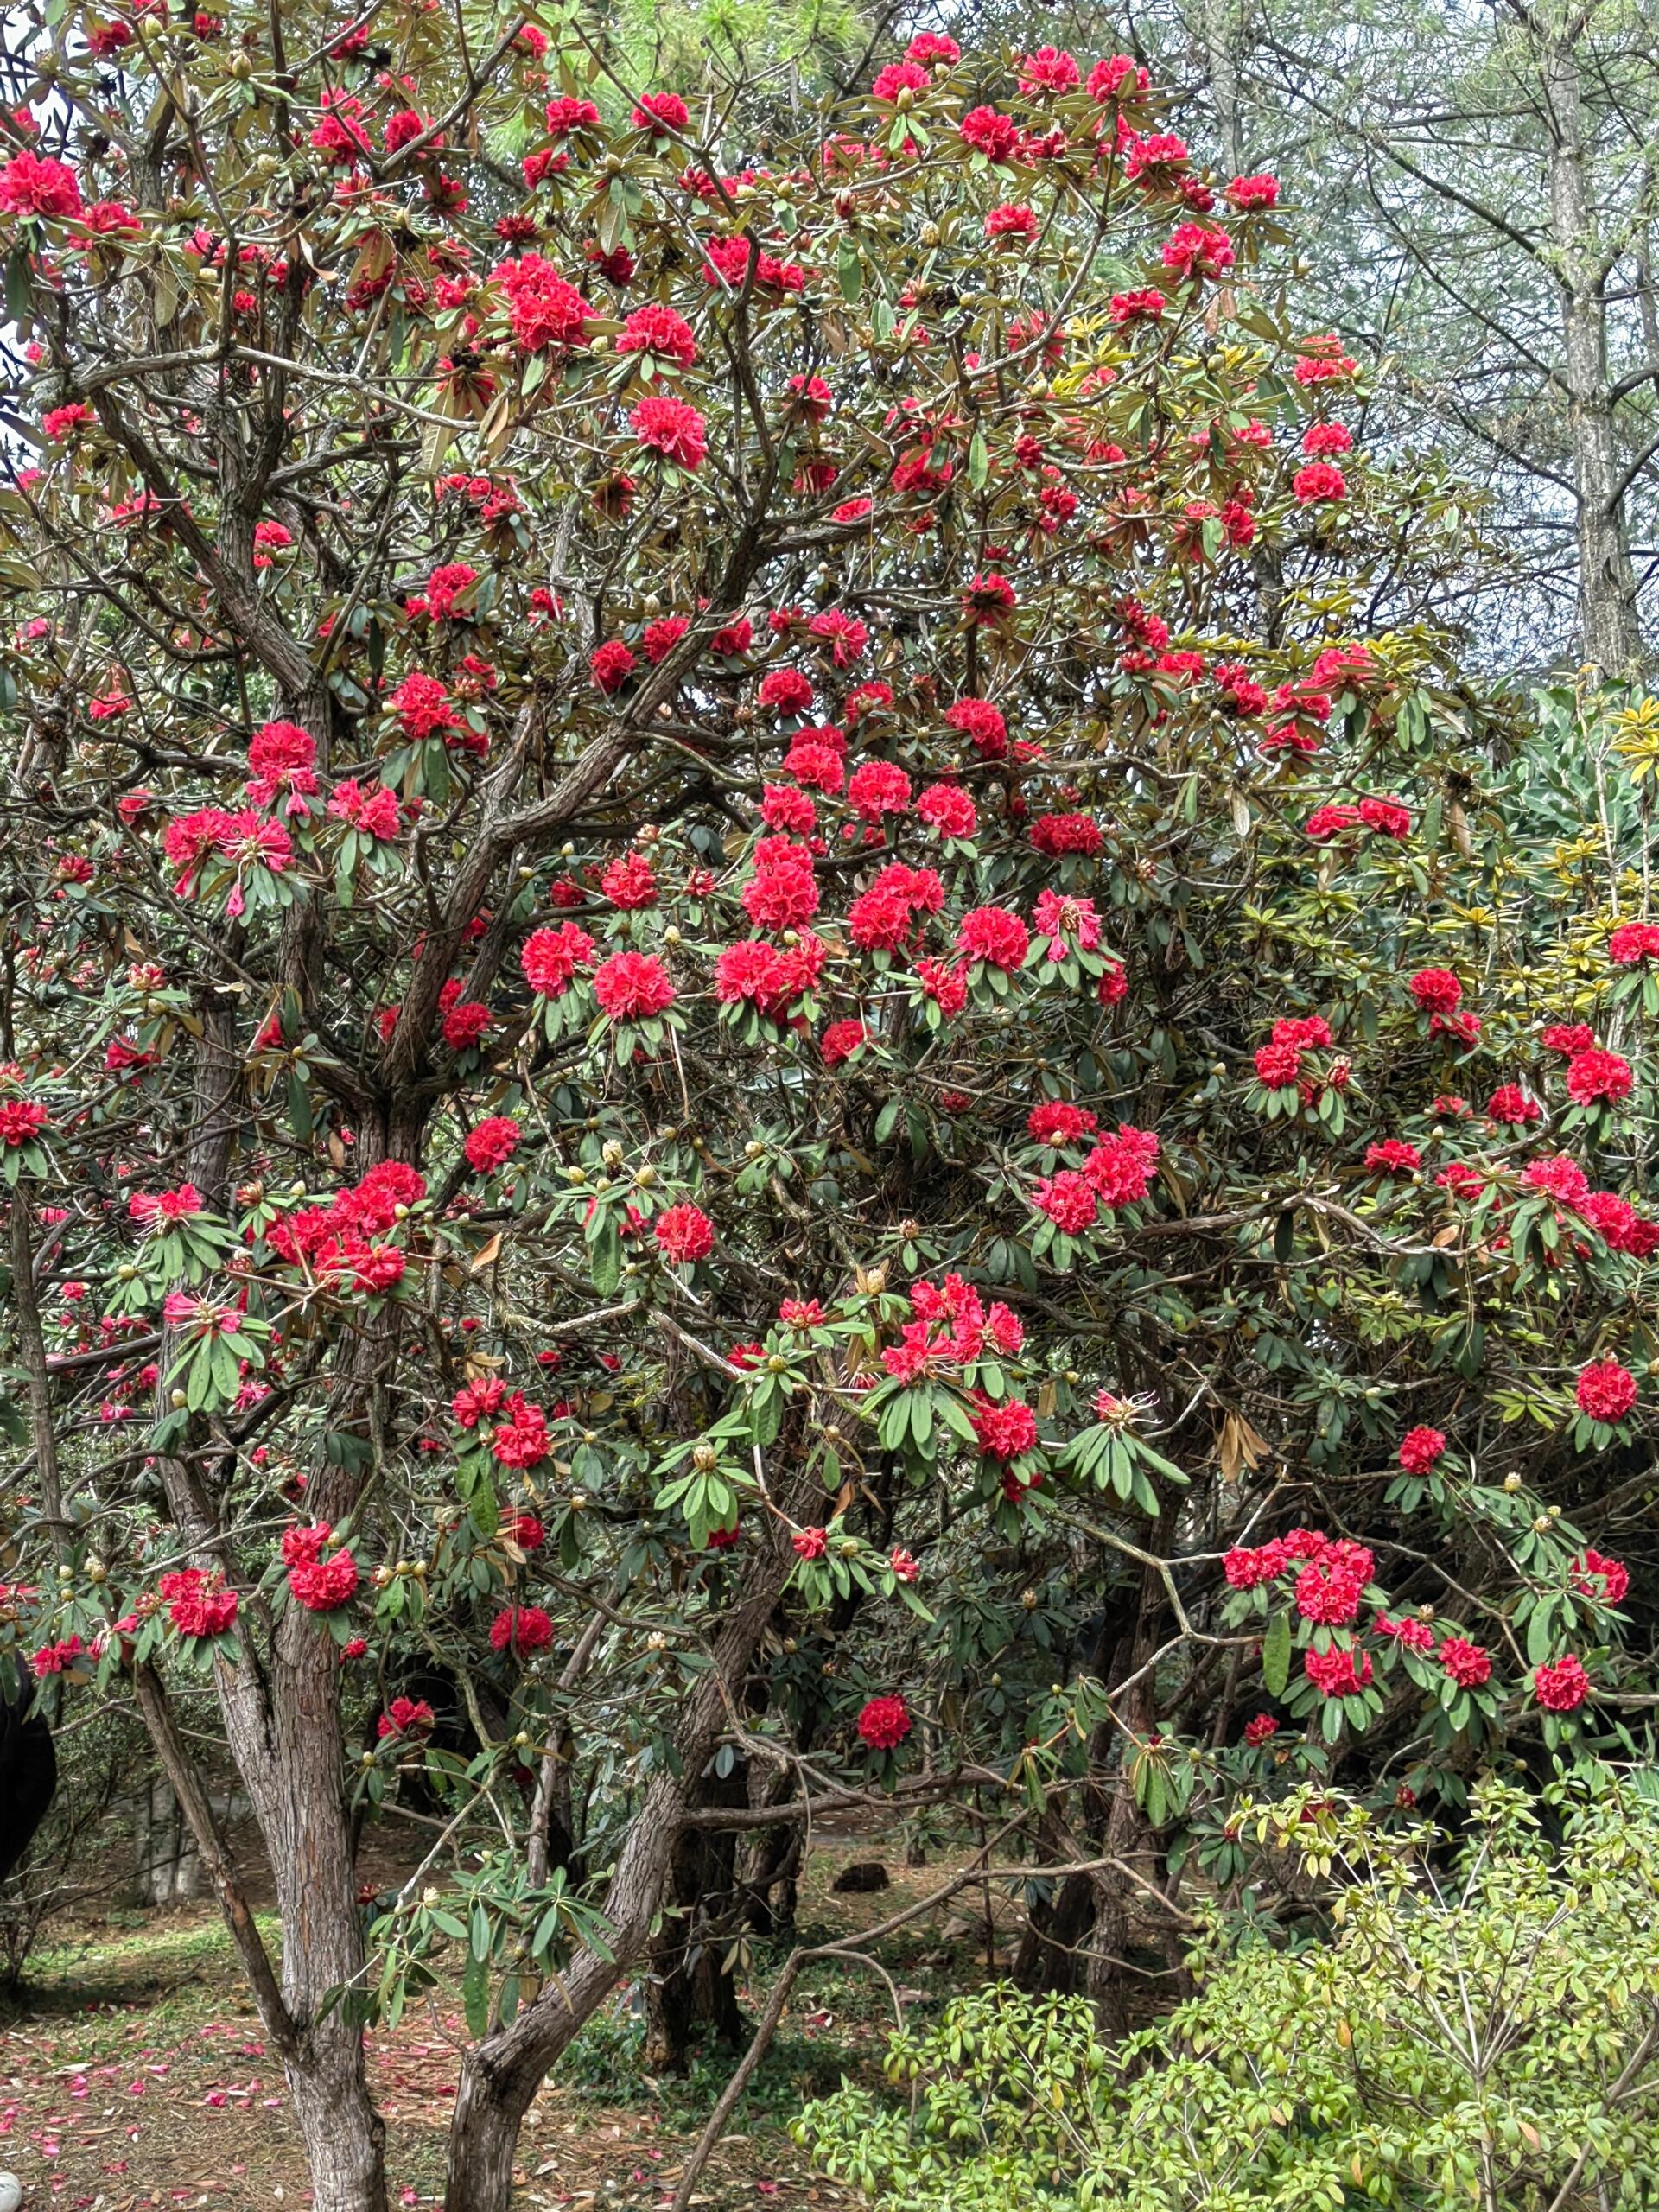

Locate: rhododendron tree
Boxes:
[1,10,1656,2212]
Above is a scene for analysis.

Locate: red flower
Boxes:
[465,1116,521,1173]
[1083,1127,1159,1208]
[1608,921,1659,965]
[872,60,930,102]
[521,922,595,998]
[1255,1040,1300,1088]
[495,253,590,353]
[945,698,1007,758]
[30,1637,85,1678]
[821,1018,869,1066]
[1439,1637,1491,1688]
[961,572,1017,624]
[1533,1654,1591,1712]
[289,1548,359,1612]
[442,999,491,1051]
[0,149,82,219]
[1293,461,1346,504]
[1303,1645,1372,1697]
[1358,796,1411,838]
[1576,1357,1637,1424]
[918,783,977,839]
[642,614,690,663]
[1366,1139,1421,1175]
[590,639,637,695]
[1027,1100,1097,1147]
[1573,1548,1630,1605]
[377,1698,435,1739]
[0,1098,48,1147]
[159,1568,238,1638]
[632,91,689,132]
[959,106,1020,162]
[1032,1170,1097,1235]
[653,1201,715,1262]
[957,905,1029,970]
[792,1527,828,1560]
[601,852,658,908]
[1223,1541,1288,1590]
[970,1395,1038,1461]
[1017,44,1079,92]
[1089,54,1147,100]
[1486,1084,1541,1128]
[484,1392,546,1470]
[630,394,706,468]
[1304,804,1361,842]
[1398,1426,1446,1475]
[759,667,814,715]
[1567,1046,1632,1106]
[1542,1022,1596,1056]
[1028,811,1104,858]
[856,1694,912,1750]
[490,1605,556,1656]
[1110,287,1166,324]
[1162,223,1234,282]
[593,950,675,1020]
[1225,173,1280,208]
[1409,968,1462,1014]
[1243,1713,1278,1746]
[617,302,697,370]
[846,759,912,822]
[1294,1561,1363,1625]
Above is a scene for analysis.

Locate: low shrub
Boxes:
[797,1776,1659,2209]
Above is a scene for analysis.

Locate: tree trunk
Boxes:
[1197,0,1243,173]
[138,1013,391,2212]
[1542,32,1643,673]
[444,1510,805,2212]
[643,1789,747,2073]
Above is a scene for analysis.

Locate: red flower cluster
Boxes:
[378,1698,435,1740]
[654,1202,715,1262]
[1575,1357,1637,1424]
[1573,1548,1630,1605]
[489,1605,556,1656]
[856,1694,912,1750]
[464,1116,521,1173]
[1533,1654,1590,1712]
[969,1395,1038,1462]
[1438,1636,1491,1688]
[1566,1046,1632,1107]
[1409,968,1462,1014]
[159,1568,238,1638]
[1304,1646,1372,1697]
[1397,1426,1446,1475]
[492,1394,550,1470]
[631,394,707,469]
[1608,922,1659,966]
[284,1522,359,1613]
[882,1274,1020,1383]
[593,950,675,1020]
[521,921,595,998]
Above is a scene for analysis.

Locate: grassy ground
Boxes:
[0,1834,1027,2211]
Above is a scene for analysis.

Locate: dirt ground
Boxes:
[0,1833,1033,2212]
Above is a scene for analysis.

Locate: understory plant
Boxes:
[798,1776,1659,2210]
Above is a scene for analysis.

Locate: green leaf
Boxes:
[1262,1611,1292,1699]
[462,1949,491,2038]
